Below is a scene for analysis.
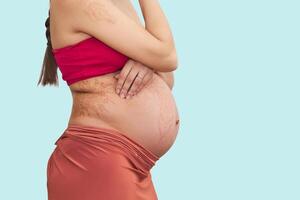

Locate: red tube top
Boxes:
[52,37,129,86]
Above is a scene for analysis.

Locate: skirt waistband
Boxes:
[54,124,160,173]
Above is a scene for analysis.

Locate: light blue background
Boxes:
[0,0,299,199]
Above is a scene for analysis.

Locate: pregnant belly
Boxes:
[68,72,180,158]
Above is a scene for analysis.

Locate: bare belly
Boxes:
[68,71,180,158]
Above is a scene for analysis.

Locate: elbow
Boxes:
[158,47,178,72]
[165,49,178,72]
[169,53,178,71]
[148,43,178,72]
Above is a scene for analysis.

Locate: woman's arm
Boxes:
[56,0,178,72]
[138,0,176,51]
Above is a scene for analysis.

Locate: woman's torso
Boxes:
[51,0,180,158]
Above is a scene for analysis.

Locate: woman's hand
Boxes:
[114,59,154,99]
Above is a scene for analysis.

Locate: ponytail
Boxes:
[37,9,59,86]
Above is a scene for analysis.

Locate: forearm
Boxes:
[154,71,174,90]
[138,0,175,50]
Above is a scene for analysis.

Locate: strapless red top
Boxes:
[51,37,129,86]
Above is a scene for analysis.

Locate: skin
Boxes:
[51,0,177,71]
[115,59,174,99]
[51,0,175,98]
[50,0,180,157]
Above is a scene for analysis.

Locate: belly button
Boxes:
[175,119,180,125]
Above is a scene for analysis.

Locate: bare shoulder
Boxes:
[50,0,75,10]
[49,0,95,48]
[80,0,116,23]
[51,0,118,29]
[51,0,112,16]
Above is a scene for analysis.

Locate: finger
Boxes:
[119,67,139,99]
[114,73,120,79]
[126,69,147,98]
[115,61,134,94]
[136,70,154,94]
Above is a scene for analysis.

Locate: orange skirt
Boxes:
[47,124,160,200]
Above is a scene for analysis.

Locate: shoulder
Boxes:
[51,0,115,23]
[51,0,110,12]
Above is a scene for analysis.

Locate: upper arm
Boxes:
[60,0,177,72]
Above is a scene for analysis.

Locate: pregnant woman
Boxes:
[38,0,180,199]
